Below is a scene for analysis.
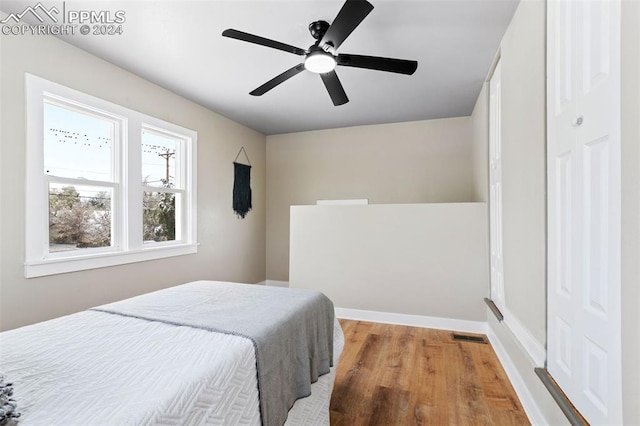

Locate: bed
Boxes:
[0,281,344,425]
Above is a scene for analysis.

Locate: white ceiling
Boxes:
[2,0,519,135]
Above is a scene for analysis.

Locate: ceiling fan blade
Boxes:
[223,29,307,56]
[320,71,349,106]
[337,54,418,75]
[250,64,306,96]
[320,0,374,51]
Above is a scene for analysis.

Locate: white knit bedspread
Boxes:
[0,310,344,425]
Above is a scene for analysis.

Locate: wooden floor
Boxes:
[330,320,530,425]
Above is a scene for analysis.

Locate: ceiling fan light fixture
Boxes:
[304,51,336,74]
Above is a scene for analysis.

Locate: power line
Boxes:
[157,149,175,186]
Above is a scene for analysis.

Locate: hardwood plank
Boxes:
[456,342,493,424]
[367,386,410,425]
[444,339,474,425]
[468,342,530,424]
[330,320,530,426]
[379,325,416,392]
[411,331,449,425]
[331,326,391,423]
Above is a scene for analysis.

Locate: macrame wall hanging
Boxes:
[233,147,252,219]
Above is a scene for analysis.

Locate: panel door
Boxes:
[546,0,622,423]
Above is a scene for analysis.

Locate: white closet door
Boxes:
[547,0,622,423]
[489,60,505,312]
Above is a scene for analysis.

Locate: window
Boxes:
[25,74,197,278]
[44,99,120,254]
[141,128,183,244]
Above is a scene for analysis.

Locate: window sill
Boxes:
[24,243,198,278]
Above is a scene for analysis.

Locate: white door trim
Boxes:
[489,59,506,314]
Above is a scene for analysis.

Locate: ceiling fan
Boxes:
[222,0,418,106]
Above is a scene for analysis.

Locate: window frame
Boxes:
[43,95,124,258]
[25,74,198,278]
[140,125,187,246]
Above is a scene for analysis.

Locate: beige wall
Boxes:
[0,32,266,331]
[290,203,488,321]
[473,1,566,423]
[471,83,489,203]
[266,117,474,281]
[498,0,547,345]
[621,0,640,422]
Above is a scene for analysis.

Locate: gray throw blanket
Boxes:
[90,281,334,426]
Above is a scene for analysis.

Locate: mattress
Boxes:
[91,280,336,426]
[0,296,344,425]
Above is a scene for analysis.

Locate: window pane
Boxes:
[142,130,178,188]
[44,102,114,181]
[49,183,112,252]
[143,191,179,243]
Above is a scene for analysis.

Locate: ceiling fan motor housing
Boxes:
[309,20,330,40]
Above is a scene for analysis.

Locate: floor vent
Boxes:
[451,333,488,344]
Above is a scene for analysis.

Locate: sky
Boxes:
[44,101,178,197]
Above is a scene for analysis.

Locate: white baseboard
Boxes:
[258,280,289,287]
[486,322,547,425]
[334,307,488,334]
[503,308,546,367]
